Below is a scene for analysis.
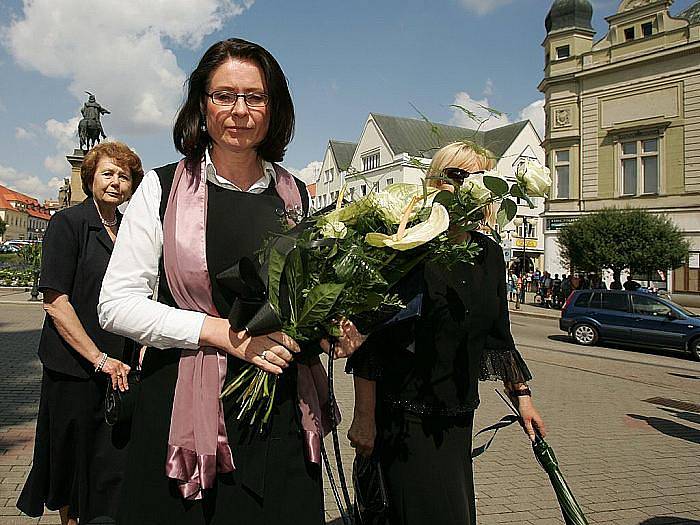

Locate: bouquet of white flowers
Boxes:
[221,159,551,430]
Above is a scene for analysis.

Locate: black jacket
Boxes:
[348,232,531,414]
[37,199,127,378]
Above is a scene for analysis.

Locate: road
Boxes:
[0,303,699,524]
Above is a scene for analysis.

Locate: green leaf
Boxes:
[297,283,345,328]
[284,248,304,323]
[267,248,286,312]
[510,184,525,198]
[483,175,508,196]
[499,198,518,222]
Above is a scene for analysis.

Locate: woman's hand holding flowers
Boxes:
[200,317,300,375]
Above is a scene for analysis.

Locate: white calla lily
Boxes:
[365,203,450,251]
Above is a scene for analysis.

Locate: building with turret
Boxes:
[540,0,700,305]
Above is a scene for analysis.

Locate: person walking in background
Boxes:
[560,274,572,303]
[552,273,562,308]
[17,142,144,525]
[624,275,641,291]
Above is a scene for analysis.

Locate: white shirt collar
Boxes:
[203,149,277,194]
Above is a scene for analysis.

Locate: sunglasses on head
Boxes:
[441,167,485,184]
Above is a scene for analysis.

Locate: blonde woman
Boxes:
[346,141,547,525]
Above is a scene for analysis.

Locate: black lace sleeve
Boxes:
[480,244,533,384]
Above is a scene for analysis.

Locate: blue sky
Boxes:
[0,0,695,199]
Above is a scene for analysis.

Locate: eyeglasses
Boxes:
[206,91,269,108]
[442,167,485,184]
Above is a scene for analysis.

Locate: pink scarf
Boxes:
[162,158,337,500]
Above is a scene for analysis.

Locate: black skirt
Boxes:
[117,349,324,525]
[17,367,130,521]
[378,409,476,525]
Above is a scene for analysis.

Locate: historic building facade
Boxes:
[317,113,547,271]
[540,0,700,304]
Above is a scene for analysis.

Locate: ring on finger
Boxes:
[261,350,269,361]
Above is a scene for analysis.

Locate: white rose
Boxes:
[320,220,348,239]
[461,174,492,205]
[516,160,552,198]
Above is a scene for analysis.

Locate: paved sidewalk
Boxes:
[2,304,700,524]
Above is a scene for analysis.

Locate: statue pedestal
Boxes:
[66,149,87,206]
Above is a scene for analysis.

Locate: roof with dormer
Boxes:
[546,0,594,33]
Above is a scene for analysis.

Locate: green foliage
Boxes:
[558,208,689,275]
[0,217,6,237]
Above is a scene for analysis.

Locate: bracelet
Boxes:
[94,352,108,373]
[509,387,532,397]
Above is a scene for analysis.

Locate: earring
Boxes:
[200,115,207,134]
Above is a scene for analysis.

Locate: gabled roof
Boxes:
[679,0,700,24]
[0,192,13,211]
[370,113,530,160]
[0,184,40,207]
[329,140,357,171]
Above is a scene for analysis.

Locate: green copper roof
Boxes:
[679,0,700,24]
[329,140,357,171]
[370,114,530,160]
[545,0,594,33]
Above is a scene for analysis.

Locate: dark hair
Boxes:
[173,38,294,167]
[80,141,144,197]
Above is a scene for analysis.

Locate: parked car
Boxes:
[0,244,19,254]
[560,290,700,360]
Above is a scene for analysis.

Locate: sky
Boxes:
[0,0,696,200]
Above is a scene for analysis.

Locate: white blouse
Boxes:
[97,157,297,350]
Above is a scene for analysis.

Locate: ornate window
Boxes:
[620,138,659,196]
[553,149,570,199]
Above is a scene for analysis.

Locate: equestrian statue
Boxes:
[78,92,110,151]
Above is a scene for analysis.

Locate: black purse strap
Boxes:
[322,341,355,525]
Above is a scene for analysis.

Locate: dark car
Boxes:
[560,290,700,360]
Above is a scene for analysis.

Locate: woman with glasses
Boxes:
[346,141,547,525]
[17,142,143,525]
[98,39,329,524]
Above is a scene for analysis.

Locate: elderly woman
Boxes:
[346,141,548,525]
[17,141,144,525]
[98,38,351,524]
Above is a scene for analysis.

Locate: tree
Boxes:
[558,208,689,285]
[0,217,6,238]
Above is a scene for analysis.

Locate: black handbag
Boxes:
[352,454,390,525]
[104,342,142,426]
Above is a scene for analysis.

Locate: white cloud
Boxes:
[518,99,545,139]
[289,161,322,184]
[483,78,494,97]
[43,155,69,176]
[459,0,514,15]
[0,163,64,201]
[4,0,254,135]
[15,127,35,140]
[450,91,511,131]
[45,117,81,152]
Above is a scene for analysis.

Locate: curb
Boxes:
[508,308,560,321]
[0,300,43,306]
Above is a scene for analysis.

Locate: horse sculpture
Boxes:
[78,118,104,151]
